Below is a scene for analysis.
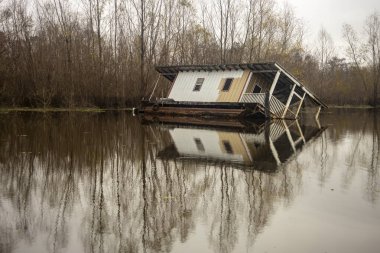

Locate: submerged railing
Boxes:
[241,93,286,118]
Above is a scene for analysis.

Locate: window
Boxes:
[223,141,234,154]
[222,78,234,91]
[194,138,205,152]
[193,78,205,91]
[253,84,262,93]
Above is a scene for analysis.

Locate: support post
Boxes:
[295,93,306,118]
[269,71,281,98]
[265,91,270,118]
[282,84,296,118]
[148,75,161,101]
[283,121,296,153]
[315,106,321,119]
[315,115,321,129]
[295,120,306,144]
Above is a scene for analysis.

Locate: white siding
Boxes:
[169,128,244,162]
[168,70,244,102]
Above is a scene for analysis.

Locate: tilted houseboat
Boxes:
[139,63,327,119]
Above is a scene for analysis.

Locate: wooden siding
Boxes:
[217,70,251,102]
[168,70,244,102]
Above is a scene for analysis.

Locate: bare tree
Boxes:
[366,13,380,107]
[0,0,379,107]
[315,27,334,96]
[343,24,369,96]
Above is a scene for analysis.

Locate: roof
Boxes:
[155,62,327,108]
[156,62,278,81]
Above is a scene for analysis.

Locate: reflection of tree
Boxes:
[319,110,379,202]
[0,111,378,253]
[0,112,302,253]
[368,112,379,203]
[343,113,369,189]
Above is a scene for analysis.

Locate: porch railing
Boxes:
[240,93,266,104]
[241,93,286,118]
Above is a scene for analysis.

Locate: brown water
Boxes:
[0,110,379,253]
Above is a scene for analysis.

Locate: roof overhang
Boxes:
[155,62,327,108]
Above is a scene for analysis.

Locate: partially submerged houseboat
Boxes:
[139,62,327,119]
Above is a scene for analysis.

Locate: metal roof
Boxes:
[155,62,327,108]
[155,62,279,81]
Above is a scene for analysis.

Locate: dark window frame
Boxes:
[193,78,205,92]
[221,78,234,92]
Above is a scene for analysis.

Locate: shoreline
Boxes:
[327,105,377,109]
[0,106,377,113]
[0,107,134,113]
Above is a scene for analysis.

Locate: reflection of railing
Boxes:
[241,93,286,118]
[270,96,285,117]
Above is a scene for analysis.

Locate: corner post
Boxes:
[282,84,296,118]
[269,71,281,99]
[148,75,161,101]
[239,71,253,102]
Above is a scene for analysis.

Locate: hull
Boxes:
[141,114,267,132]
[138,100,267,119]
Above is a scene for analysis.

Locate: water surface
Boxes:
[0,110,379,253]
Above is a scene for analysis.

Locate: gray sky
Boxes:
[277,0,380,56]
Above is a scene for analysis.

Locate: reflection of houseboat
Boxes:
[139,63,327,119]
[148,118,325,171]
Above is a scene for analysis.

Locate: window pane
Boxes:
[196,78,204,84]
[222,78,233,91]
[193,85,201,91]
[193,78,204,91]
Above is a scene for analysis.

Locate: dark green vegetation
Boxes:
[0,0,379,108]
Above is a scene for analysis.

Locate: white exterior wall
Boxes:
[168,70,244,102]
[169,129,244,162]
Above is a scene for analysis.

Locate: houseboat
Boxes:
[139,62,327,119]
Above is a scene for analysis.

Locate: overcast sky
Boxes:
[277,0,380,56]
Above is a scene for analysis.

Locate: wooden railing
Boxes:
[241,93,266,104]
[241,93,286,118]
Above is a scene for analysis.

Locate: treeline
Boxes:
[0,0,379,107]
